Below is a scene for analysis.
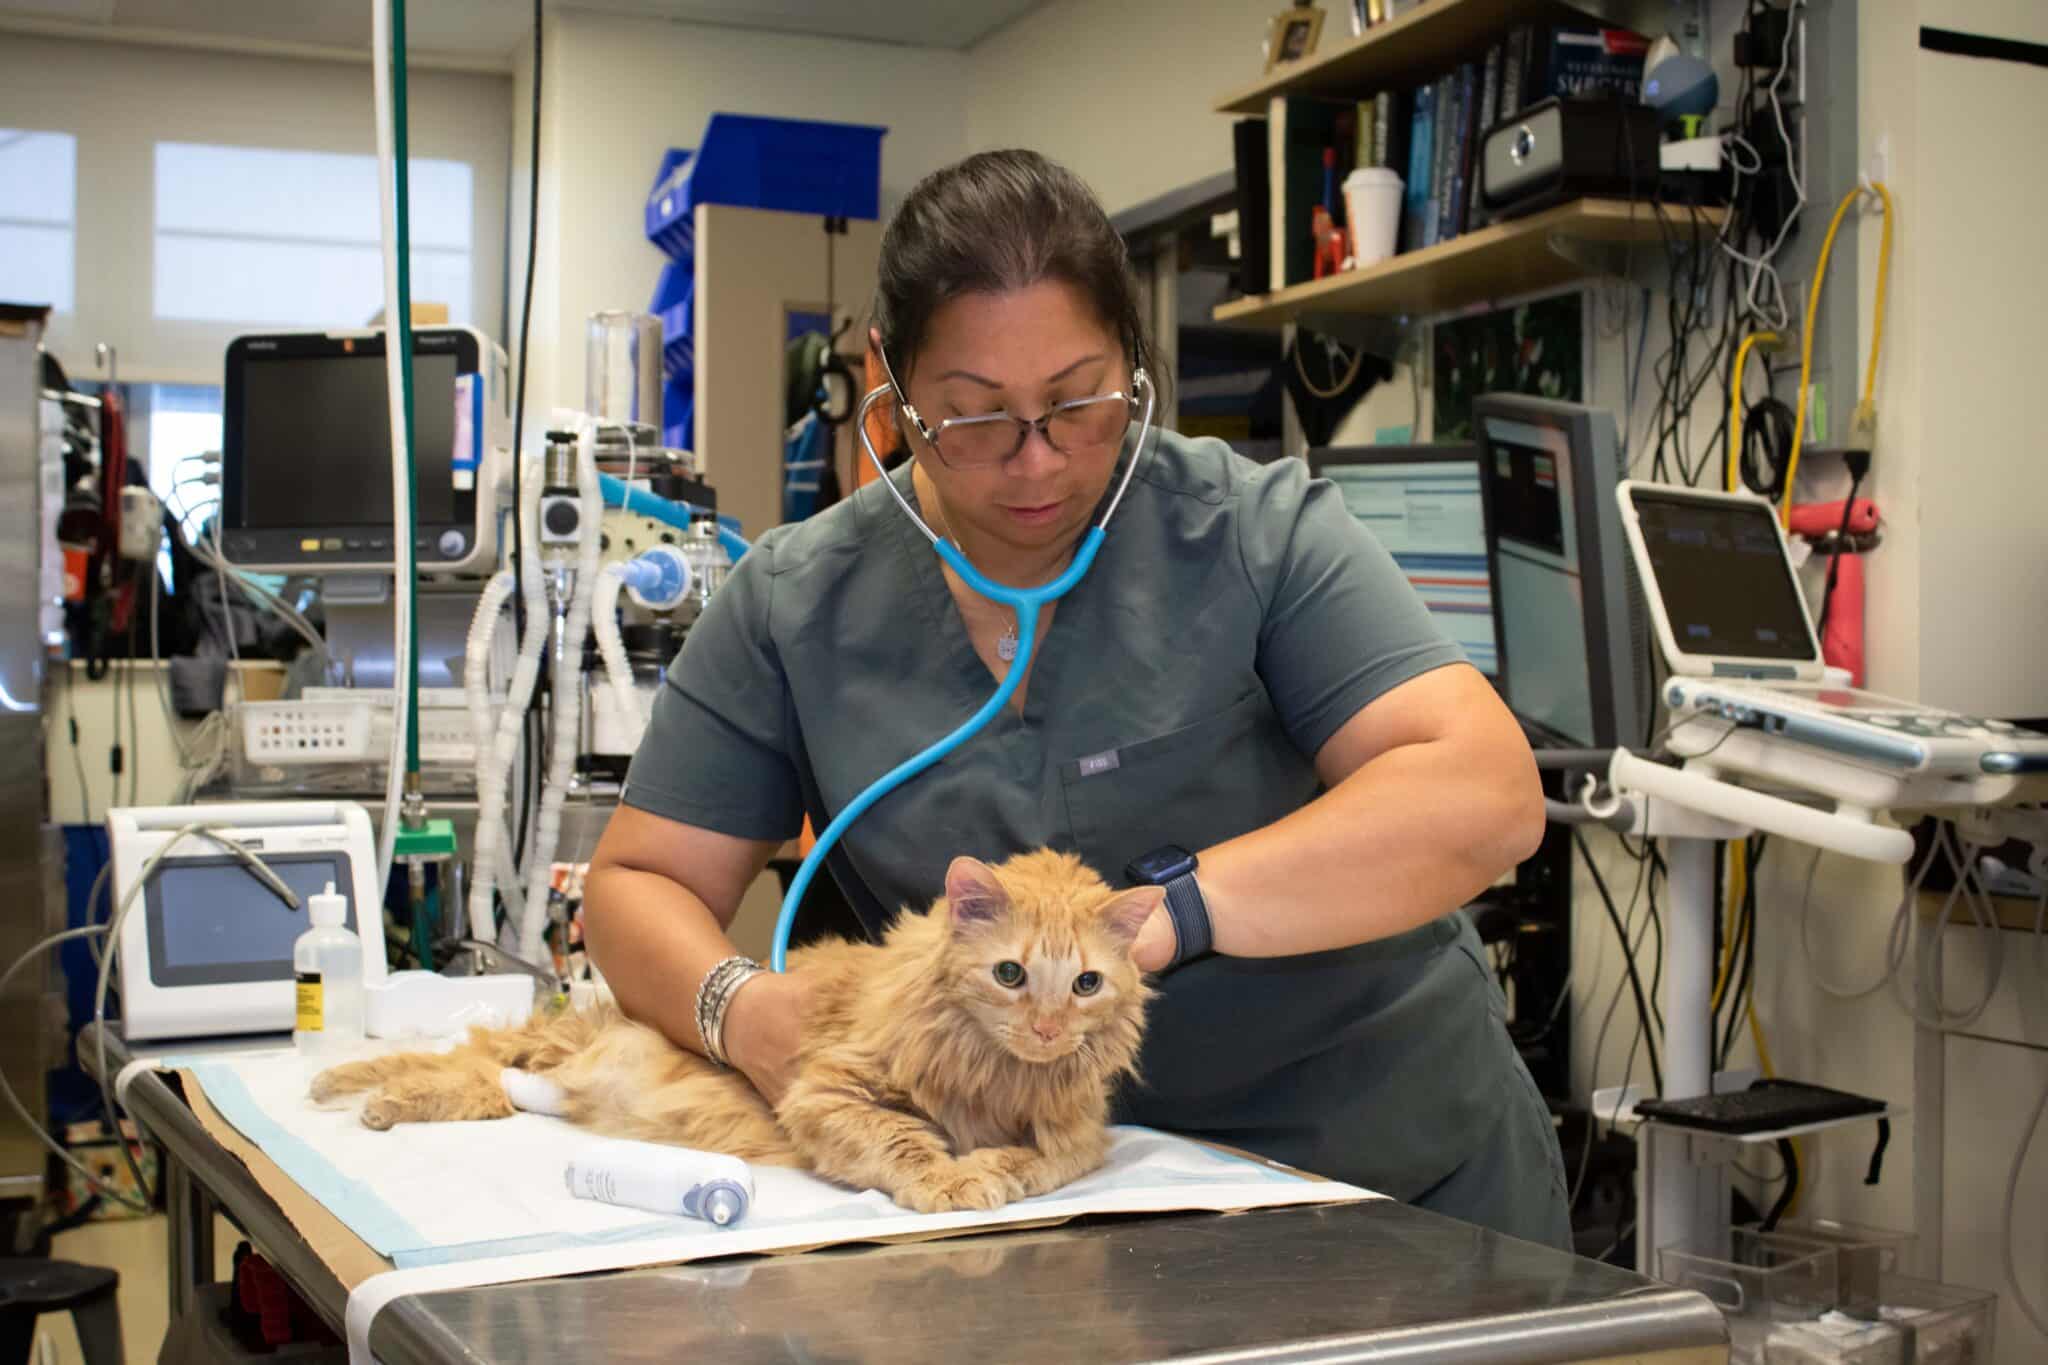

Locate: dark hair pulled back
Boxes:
[872,150,1155,388]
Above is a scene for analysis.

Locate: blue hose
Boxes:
[597,471,750,561]
[769,527,1106,971]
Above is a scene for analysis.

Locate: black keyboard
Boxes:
[1633,1081,1885,1134]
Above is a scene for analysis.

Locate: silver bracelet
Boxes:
[694,955,765,1068]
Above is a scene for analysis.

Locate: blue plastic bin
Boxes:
[663,376,694,452]
[645,148,696,258]
[644,114,885,260]
[648,261,694,383]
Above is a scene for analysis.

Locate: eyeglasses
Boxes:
[879,348,1142,471]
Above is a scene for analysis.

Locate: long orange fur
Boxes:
[310,850,1161,1213]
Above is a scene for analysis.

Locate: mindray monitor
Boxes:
[1308,443,1502,681]
[219,327,507,576]
[1473,394,1650,750]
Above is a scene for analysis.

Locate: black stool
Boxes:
[0,1259,124,1365]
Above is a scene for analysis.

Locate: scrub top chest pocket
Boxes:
[1060,689,1321,879]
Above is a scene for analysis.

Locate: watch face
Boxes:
[1127,845,1196,885]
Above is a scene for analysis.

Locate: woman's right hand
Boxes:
[721,968,810,1106]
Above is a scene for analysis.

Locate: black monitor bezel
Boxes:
[1471,394,1647,752]
[220,328,482,573]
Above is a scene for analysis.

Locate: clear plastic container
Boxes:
[1872,1276,1996,1365]
[585,310,662,446]
[1758,1219,1918,1312]
[1764,1313,1905,1365]
[1660,1228,1840,1365]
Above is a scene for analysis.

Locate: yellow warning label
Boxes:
[295,971,323,1032]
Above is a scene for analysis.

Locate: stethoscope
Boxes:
[767,356,1158,970]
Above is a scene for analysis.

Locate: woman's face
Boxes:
[897,280,1132,557]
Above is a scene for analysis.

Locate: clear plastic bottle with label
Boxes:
[293,882,364,1055]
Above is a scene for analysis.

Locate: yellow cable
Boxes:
[1727,331,1780,492]
[1713,843,1747,1009]
[1784,181,1894,526]
[1747,1002,1774,1077]
[1747,1001,1809,1216]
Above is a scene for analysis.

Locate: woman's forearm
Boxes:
[581,861,747,1056]
[1199,735,1544,959]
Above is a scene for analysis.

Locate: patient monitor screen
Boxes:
[1486,431,1597,747]
[1632,490,1814,661]
[239,352,459,529]
[1322,456,1499,677]
[144,853,352,988]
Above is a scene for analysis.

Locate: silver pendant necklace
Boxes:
[927,497,1045,665]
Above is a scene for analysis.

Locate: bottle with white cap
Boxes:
[564,1137,753,1227]
[293,882,365,1055]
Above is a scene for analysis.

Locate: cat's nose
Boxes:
[1030,1017,1063,1042]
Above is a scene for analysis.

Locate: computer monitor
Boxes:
[1472,394,1649,750]
[1308,444,1501,680]
[219,327,507,576]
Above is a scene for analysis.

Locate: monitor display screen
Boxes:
[238,351,459,529]
[1475,398,1643,751]
[1320,453,1499,677]
[144,853,354,988]
[1632,490,1815,661]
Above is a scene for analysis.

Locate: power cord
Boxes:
[1575,831,1664,1096]
[0,826,298,1212]
[1812,449,1869,642]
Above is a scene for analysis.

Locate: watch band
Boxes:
[1160,870,1213,967]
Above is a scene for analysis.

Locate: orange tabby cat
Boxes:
[310,850,1160,1213]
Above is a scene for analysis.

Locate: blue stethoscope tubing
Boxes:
[767,369,1156,971]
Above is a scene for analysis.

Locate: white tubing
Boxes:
[517,424,604,962]
[462,570,517,942]
[590,567,643,740]
[370,0,415,894]
[487,455,551,955]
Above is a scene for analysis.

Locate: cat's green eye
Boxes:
[993,960,1026,988]
[1072,971,1103,996]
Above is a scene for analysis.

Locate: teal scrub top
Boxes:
[624,429,1527,1202]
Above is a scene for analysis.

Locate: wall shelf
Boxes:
[1217,0,1564,114]
[1210,198,1725,328]
[1214,0,1680,115]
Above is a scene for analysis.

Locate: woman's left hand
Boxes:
[1131,907,1177,975]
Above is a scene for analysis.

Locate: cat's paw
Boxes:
[894,1161,1012,1214]
[308,1064,368,1104]
[359,1093,409,1130]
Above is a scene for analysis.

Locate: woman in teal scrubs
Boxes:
[584,150,1571,1247]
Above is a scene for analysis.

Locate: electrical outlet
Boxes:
[1867,131,1891,190]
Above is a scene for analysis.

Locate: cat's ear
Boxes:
[945,857,1009,931]
[1096,886,1165,951]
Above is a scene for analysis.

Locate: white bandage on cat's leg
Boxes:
[500,1068,569,1116]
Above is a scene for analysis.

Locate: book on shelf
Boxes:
[1545,26,1651,101]
[1468,41,1504,233]
[1267,94,1350,289]
[1230,118,1271,296]
[1401,80,1435,253]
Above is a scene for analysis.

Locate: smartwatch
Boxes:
[1122,844,1213,967]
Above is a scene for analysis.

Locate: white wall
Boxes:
[0,33,510,385]
[508,10,972,431]
[965,0,1282,217]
